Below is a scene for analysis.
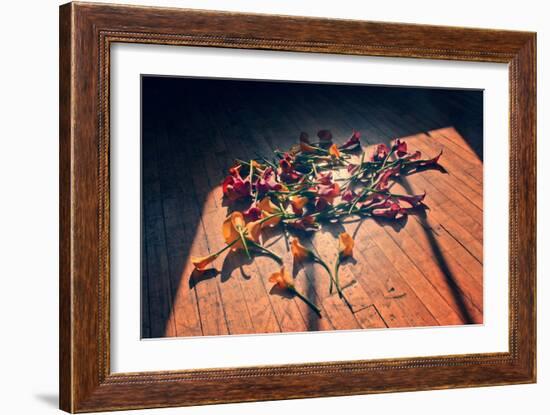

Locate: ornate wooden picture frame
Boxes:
[59,2,536,412]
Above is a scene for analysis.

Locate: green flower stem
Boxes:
[211,238,240,257]
[334,255,342,293]
[258,212,285,226]
[248,159,254,185]
[313,256,340,296]
[238,230,251,259]
[311,160,319,176]
[348,187,369,214]
[290,286,322,316]
[248,240,283,263]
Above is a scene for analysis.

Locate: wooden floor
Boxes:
[141,78,483,338]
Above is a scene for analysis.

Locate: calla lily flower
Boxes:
[190,237,242,272]
[243,204,262,221]
[317,129,333,143]
[191,253,219,272]
[269,266,295,289]
[222,212,261,252]
[317,182,341,204]
[340,130,361,150]
[222,211,282,262]
[363,194,390,209]
[402,150,422,161]
[396,192,426,207]
[338,232,354,258]
[289,195,309,215]
[328,143,341,158]
[269,266,321,315]
[416,150,443,167]
[372,202,407,219]
[314,197,329,212]
[258,196,280,214]
[334,232,355,302]
[392,139,408,158]
[299,132,318,153]
[375,165,401,190]
[316,171,333,185]
[255,167,282,195]
[342,189,358,202]
[258,196,282,228]
[372,143,390,162]
[278,153,302,183]
[228,164,242,176]
[300,141,318,153]
[291,238,313,262]
[222,168,251,201]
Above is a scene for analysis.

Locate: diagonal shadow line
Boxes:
[399,176,474,324]
[305,261,320,332]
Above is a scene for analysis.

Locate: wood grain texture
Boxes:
[141,81,484,338]
[59,2,536,412]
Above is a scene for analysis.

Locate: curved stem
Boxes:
[334,255,342,296]
[314,256,338,295]
[238,230,251,259]
[248,240,283,263]
[291,287,321,316]
[258,212,284,226]
[211,238,240,257]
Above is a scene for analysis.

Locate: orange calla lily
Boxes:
[222,212,245,247]
[289,143,301,155]
[191,253,218,272]
[269,266,322,315]
[258,196,279,213]
[328,143,341,158]
[250,160,263,170]
[268,266,294,289]
[338,232,354,258]
[289,195,308,215]
[290,195,308,210]
[222,212,262,251]
[245,219,262,244]
[258,196,282,228]
[291,238,312,261]
[300,141,318,153]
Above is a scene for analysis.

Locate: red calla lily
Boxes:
[392,139,408,157]
[316,182,341,204]
[342,189,358,202]
[340,130,361,150]
[222,171,251,201]
[396,192,426,207]
[372,143,390,162]
[316,171,333,185]
[372,202,406,219]
[255,167,282,195]
[374,165,401,190]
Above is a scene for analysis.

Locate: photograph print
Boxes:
[141,76,483,339]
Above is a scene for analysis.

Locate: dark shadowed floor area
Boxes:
[141,76,483,338]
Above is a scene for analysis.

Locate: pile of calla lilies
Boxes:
[191,129,442,316]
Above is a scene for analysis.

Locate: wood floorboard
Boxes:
[141,78,484,337]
